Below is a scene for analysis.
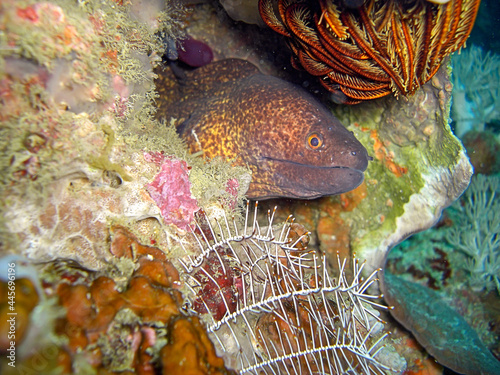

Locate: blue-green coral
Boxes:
[451,45,500,137]
[446,174,500,293]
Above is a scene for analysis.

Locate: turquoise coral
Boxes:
[451,45,500,137]
[446,174,500,293]
[384,272,500,375]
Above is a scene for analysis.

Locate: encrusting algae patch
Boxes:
[0,0,250,269]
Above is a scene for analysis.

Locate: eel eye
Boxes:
[307,132,323,149]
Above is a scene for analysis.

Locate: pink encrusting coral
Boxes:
[224,178,239,209]
[145,153,199,230]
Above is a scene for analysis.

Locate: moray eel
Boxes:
[155,58,369,200]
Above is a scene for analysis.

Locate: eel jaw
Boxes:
[247,158,366,200]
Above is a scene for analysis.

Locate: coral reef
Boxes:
[0,0,251,271]
[249,58,472,281]
[326,65,472,275]
[0,0,482,373]
[176,4,476,370]
[0,2,252,371]
[385,173,500,372]
[0,207,411,375]
[1,226,235,375]
[446,174,500,294]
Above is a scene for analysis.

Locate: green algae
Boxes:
[349,125,422,234]
[87,122,132,181]
[95,308,142,372]
[0,0,250,270]
[330,65,470,268]
[334,109,424,252]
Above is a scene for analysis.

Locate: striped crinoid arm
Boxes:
[259,0,480,102]
[176,202,395,374]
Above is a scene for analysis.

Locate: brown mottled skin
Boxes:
[155,58,369,200]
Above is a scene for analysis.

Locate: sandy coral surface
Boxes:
[0,0,484,374]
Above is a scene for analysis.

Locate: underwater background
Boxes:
[0,0,499,374]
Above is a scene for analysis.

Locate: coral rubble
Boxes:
[1,226,234,374]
